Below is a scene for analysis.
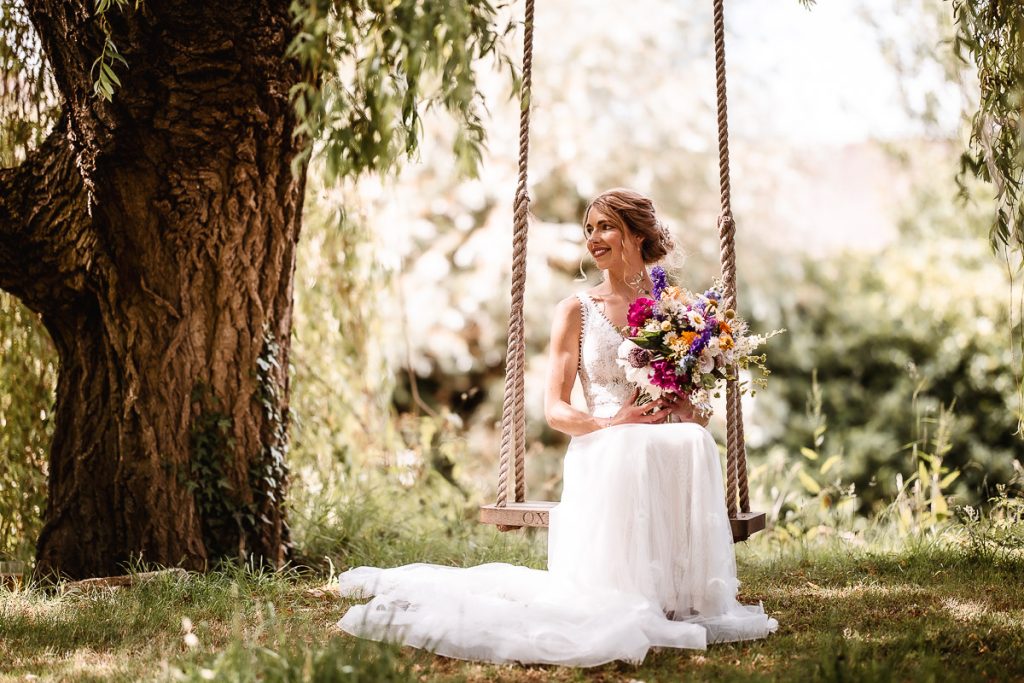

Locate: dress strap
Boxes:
[573,293,589,371]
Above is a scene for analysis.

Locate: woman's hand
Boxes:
[663,393,710,427]
[602,388,674,427]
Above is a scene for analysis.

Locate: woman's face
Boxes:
[584,205,641,269]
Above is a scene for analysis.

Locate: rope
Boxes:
[713,0,751,518]
[720,217,740,519]
[736,389,751,513]
[496,0,535,508]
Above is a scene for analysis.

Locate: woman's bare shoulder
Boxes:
[553,293,583,318]
[579,285,609,301]
[559,284,607,305]
[551,293,589,330]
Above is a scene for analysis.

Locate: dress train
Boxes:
[337,423,777,666]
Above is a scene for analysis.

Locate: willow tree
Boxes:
[0,0,502,579]
[953,1,1024,255]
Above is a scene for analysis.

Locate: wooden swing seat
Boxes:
[480,501,765,542]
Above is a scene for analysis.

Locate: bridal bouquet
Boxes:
[616,266,781,417]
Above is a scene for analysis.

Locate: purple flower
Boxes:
[689,326,717,356]
[651,266,668,301]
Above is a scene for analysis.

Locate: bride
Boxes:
[336,188,779,666]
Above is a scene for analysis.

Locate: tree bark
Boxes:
[1,0,306,578]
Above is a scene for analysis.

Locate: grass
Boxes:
[2,532,1024,682]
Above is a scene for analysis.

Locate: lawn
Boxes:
[2,535,1022,682]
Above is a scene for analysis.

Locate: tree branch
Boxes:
[0,114,97,313]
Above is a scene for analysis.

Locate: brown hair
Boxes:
[583,188,675,264]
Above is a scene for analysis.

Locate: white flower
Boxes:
[616,340,654,389]
[661,299,685,317]
[691,388,713,416]
[617,339,639,362]
[686,311,706,331]
[645,384,665,400]
[698,348,715,374]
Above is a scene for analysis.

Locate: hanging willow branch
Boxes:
[953,0,1024,255]
[286,0,516,181]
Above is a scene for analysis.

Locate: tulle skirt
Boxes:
[336,422,778,666]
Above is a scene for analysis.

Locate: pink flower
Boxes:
[627,298,657,328]
[650,359,681,393]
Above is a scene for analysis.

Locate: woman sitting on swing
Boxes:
[335,189,779,667]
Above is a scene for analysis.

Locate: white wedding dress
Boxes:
[336,292,778,666]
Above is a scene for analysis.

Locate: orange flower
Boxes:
[719,320,732,334]
[681,331,699,346]
[720,333,735,350]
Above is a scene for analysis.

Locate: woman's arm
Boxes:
[543,296,672,436]
[544,297,602,436]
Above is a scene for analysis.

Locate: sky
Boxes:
[728,0,963,145]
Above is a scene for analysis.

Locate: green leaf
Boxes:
[101,61,121,87]
[109,48,129,67]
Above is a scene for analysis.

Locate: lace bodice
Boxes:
[576,293,634,419]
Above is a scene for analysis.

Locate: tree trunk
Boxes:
[0,1,306,578]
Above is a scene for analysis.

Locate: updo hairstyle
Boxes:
[582,188,675,264]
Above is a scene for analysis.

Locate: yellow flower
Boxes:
[720,333,735,350]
